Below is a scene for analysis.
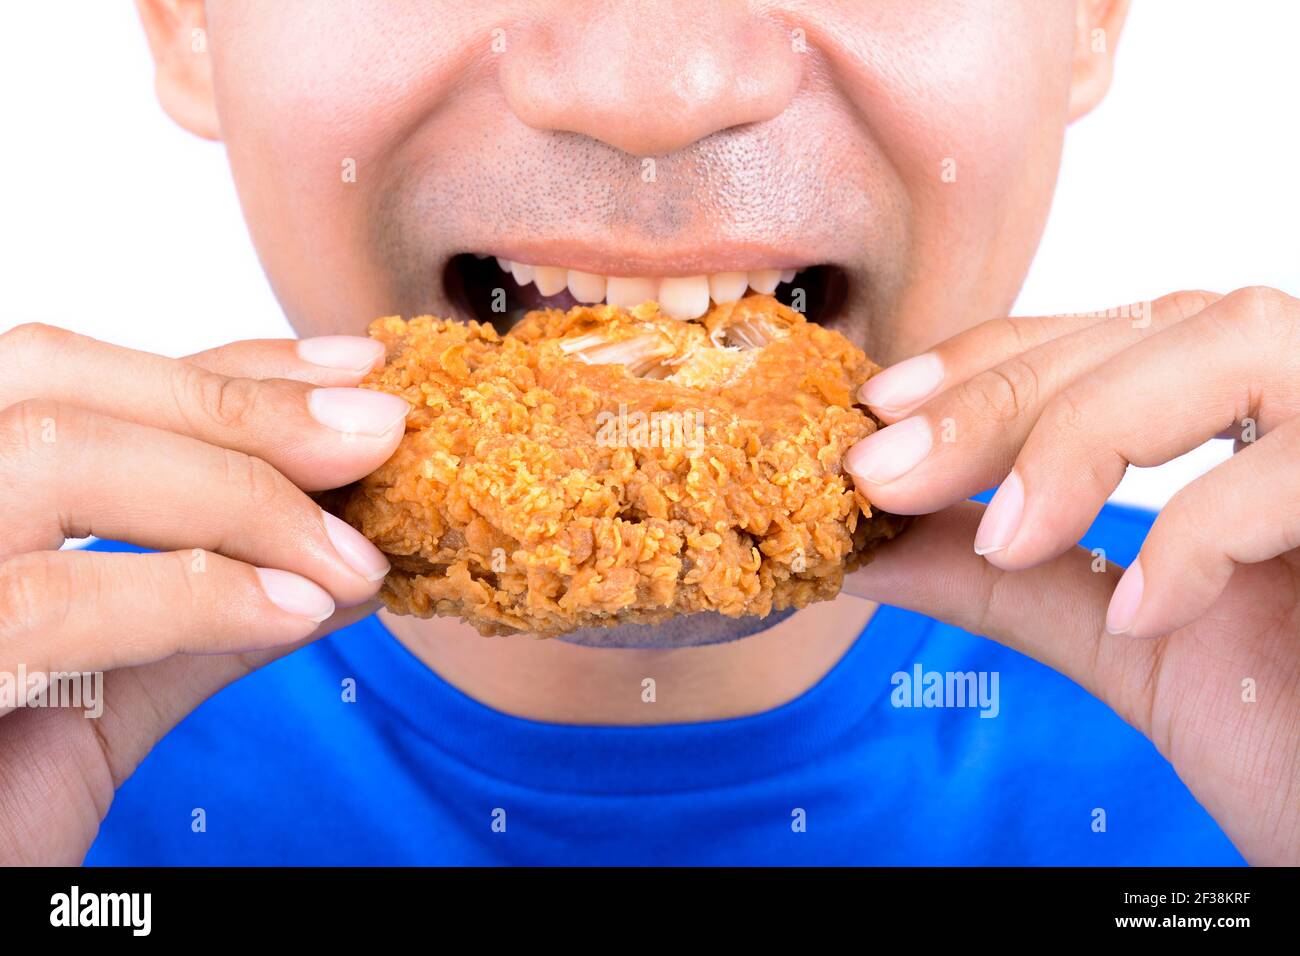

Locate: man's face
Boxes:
[151,0,1115,644]
[199,0,1090,362]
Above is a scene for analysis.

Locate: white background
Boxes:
[2,1,1298,508]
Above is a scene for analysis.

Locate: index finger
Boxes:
[858,291,1221,422]
[841,291,1222,516]
[0,323,407,490]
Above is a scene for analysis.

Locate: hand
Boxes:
[0,323,406,863]
[842,287,1300,864]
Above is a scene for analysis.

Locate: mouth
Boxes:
[443,253,849,333]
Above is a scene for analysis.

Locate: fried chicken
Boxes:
[335,294,907,637]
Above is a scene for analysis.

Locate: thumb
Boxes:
[845,501,1160,734]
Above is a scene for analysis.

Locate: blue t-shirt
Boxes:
[84,503,1244,865]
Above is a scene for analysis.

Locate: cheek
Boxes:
[204,1,484,329]
[812,0,1077,355]
[855,5,1075,193]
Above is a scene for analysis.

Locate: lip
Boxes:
[460,238,824,277]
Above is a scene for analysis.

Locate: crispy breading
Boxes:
[337,295,907,636]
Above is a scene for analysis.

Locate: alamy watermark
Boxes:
[1057,301,1153,328]
[0,667,103,718]
[595,402,706,453]
[50,886,150,936]
[891,663,1000,718]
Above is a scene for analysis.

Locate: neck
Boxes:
[380,595,877,725]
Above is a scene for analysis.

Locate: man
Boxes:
[0,0,1294,864]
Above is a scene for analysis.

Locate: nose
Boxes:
[497,1,803,156]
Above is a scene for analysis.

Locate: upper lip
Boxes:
[463,238,822,276]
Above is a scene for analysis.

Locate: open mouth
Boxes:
[443,254,848,333]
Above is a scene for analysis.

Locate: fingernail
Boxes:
[297,336,385,373]
[973,470,1024,556]
[308,387,409,436]
[323,511,390,582]
[843,416,932,484]
[256,567,336,623]
[1106,558,1144,635]
[858,353,944,413]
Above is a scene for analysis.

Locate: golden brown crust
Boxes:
[338,295,907,636]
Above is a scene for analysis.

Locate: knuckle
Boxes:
[0,398,71,468]
[0,322,69,365]
[1155,289,1220,324]
[1227,285,1291,332]
[1232,284,1286,310]
[220,447,291,511]
[1020,313,1075,343]
[1142,492,1214,588]
[958,357,1040,424]
[160,549,209,619]
[982,316,1034,354]
[1151,488,1192,539]
[1198,286,1296,354]
[1038,387,1120,495]
[177,365,263,433]
[1039,386,1091,438]
[0,552,68,642]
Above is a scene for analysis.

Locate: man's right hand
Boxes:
[0,322,406,864]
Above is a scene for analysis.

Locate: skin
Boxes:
[0,0,1293,863]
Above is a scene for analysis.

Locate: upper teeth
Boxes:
[492,257,802,320]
